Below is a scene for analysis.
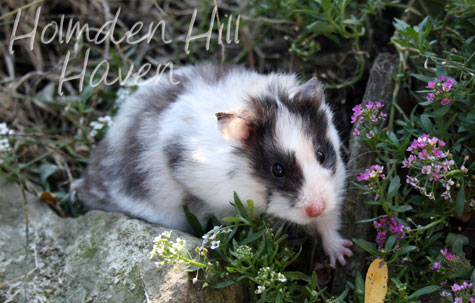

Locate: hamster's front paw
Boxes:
[324,238,353,267]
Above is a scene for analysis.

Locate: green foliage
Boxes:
[151,193,337,303]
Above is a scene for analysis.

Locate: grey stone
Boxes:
[332,53,399,291]
[0,179,245,303]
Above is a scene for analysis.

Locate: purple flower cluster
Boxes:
[440,281,475,303]
[372,217,408,248]
[431,248,475,302]
[402,134,457,201]
[425,76,455,106]
[351,101,387,138]
[356,165,385,190]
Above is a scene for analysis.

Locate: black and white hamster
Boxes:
[73,64,353,266]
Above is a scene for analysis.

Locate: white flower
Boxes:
[153,235,162,242]
[192,278,198,284]
[172,240,184,252]
[210,240,220,250]
[155,261,165,267]
[255,285,265,294]
[277,273,287,283]
[0,124,13,136]
[161,231,171,238]
[89,116,113,137]
[0,138,10,152]
[176,237,186,246]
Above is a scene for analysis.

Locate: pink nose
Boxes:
[305,203,325,218]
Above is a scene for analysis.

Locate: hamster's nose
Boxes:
[305,202,326,218]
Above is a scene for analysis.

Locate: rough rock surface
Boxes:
[332,53,399,291]
[0,179,245,303]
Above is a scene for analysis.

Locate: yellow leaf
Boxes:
[365,258,388,303]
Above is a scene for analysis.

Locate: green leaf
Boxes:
[336,287,349,303]
[449,266,472,279]
[388,132,399,145]
[389,246,417,263]
[355,272,365,295]
[427,105,451,117]
[409,72,433,83]
[455,182,465,216]
[210,275,247,288]
[233,192,249,221]
[388,204,412,213]
[39,163,59,191]
[419,114,433,133]
[240,229,265,246]
[183,205,204,236]
[306,20,337,34]
[387,176,401,200]
[408,285,440,298]
[353,238,379,255]
[284,271,311,283]
[452,238,464,258]
[385,234,397,251]
[247,199,254,219]
[221,217,245,223]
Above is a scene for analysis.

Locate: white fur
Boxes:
[80,65,352,265]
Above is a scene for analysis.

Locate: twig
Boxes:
[213,0,225,64]
[0,0,45,22]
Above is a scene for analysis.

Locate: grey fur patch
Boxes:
[77,140,115,210]
[164,140,186,170]
[117,72,190,199]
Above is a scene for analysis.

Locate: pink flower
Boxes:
[441,98,451,106]
[438,76,446,82]
[445,253,454,261]
[366,130,375,139]
[352,127,360,137]
[351,105,363,123]
[426,93,435,101]
[421,165,432,174]
[431,261,441,271]
[426,80,437,89]
[442,79,453,92]
[440,290,451,297]
[454,297,462,303]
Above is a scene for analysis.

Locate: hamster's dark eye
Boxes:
[272,163,285,177]
[317,151,325,164]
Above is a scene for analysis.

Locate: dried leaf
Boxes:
[365,258,388,303]
[39,192,65,217]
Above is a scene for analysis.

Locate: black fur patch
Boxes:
[240,96,305,203]
[277,88,338,173]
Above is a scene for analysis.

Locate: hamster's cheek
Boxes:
[266,193,313,225]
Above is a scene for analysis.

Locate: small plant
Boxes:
[150,193,343,303]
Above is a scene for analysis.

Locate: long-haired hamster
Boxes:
[73,64,353,266]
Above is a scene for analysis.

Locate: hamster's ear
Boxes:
[215,107,255,142]
[296,77,325,103]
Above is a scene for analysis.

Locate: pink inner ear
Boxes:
[216,108,254,143]
[217,115,250,142]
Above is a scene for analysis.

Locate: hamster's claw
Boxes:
[326,239,353,267]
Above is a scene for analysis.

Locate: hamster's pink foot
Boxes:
[324,238,353,267]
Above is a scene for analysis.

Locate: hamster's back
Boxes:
[74,64,299,229]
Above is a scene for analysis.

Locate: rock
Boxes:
[0,179,245,303]
[332,53,399,291]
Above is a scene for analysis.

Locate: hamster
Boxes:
[73,64,353,266]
